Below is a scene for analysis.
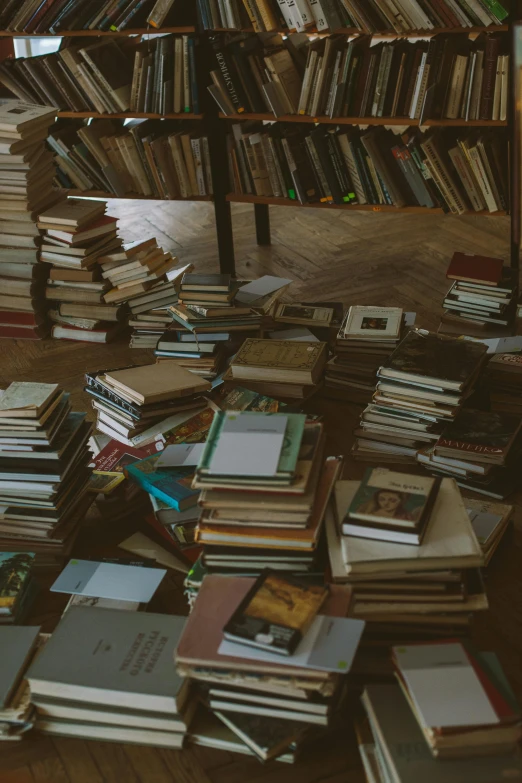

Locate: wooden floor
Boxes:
[0,201,519,783]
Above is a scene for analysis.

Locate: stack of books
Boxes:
[0,626,41,741]
[0,102,59,340]
[418,408,522,500]
[486,353,522,415]
[39,199,127,342]
[327,474,487,648]
[440,252,518,334]
[84,362,210,448]
[0,382,93,567]
[324,306,405,404]
[352,330,488,463]
[27,607,196,748]
[129,263,192,349]
[175,572,365,761]
[0,552,36,625]
[225,338,328,400]
[193,410,337,576]
[465,498,514,566]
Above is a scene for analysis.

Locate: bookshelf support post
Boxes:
[207,116,236,276]
[254,204,271,245]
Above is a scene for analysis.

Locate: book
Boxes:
[230,339,328,386]
[0,625,40,709]
[38,199,106,229]
[125,454,199,511]
[274,303,334,328]
[103,362,211,405]
[50,560,167,604]
[447,252,505,286]
[0,382,60,419]
[342,306,403,340]
[223,570,328,655]
[434,409,522,464]
[346,468,438,528]
[212,710,304,762]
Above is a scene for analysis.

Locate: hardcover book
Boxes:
[434,409,522,463]
[274,303,334,328]
[346,467,437,529]
[342,306,403,339]
[125,454,199,511]
[0,382,60,419]
[223,570,328,655]
[446,252,505,287]
[230,339,328,385]
[38,199,106,229]
[104,362,211,404]
[0,625,40,709]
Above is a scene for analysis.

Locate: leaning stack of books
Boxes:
[28,607,196,749]
[327,471,487,653]
[38,199,127,342]
[175,572,365,762]
[84,362,210,449]
[359,640,522,783]
[352,330,488,463]
[0,382,93,567]
[0,102,59,340]
[0,626,42,741]
[193,410,337,577]
[486,353,522,415]
[417,408,522,500]
[324,306,405,404]
[129,263,192,349]
[440,252,518,336]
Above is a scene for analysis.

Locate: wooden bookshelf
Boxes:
[56,111,204,120]
[219,113,507,127]
[227,193,508,217]
[0,27,197,36]
[65,189,213,201]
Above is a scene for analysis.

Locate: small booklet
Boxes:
[50,560,167,604]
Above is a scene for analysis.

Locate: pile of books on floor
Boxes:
[0,102,59,340]
[358,639,522,783]
[0,626,42,741]
[51,119,212,200]
[325,306,406,404]
[129,263,192,349]
[0,552,37,625]
[0,382,93,568]
[417,408,522,500]
[28,607,196,748]
[85,361,210,449]
[440,252,518,335]
[465,497,513,565]
[352,329,488,463]
[486,353,522,414]
[193,410,337,577]
[175,571,365,762]
[327,468,487,657]
[39,199,127,343]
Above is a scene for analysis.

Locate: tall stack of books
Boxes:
[324,306,405,404]
[486,353,522,415]
[440,252,518,336]
[38,199,126,342]
[84,362,210,448]
[175,572,365,762]
[129,263,192,349]
[0,382,93,567]
[327,472,487,653]
[418,408,522,500]
[192,410,337,577]
[27,607,195,748]
[0,626,41,741]
[359,641,522,783]
[0,102,59,340]
[352,330,488,463]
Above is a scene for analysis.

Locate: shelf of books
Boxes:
[219,113,508,127]
[56,113,204,120]
[65,190,213,201]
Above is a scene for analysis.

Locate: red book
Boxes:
[446,252,504,287]
[0,310,46,326]
[0,324,49,339]
[93,439,161,474]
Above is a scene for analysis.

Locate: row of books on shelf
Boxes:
[210,31,508,122]
[50,119,213,199]
[0,34,201,116]
[198,0,508,33]
[227,123,508,213]
[0,0,184,34]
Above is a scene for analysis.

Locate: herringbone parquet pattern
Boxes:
[0,202,518,783]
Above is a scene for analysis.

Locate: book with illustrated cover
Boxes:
[223,570,328,655]
[274,304,334,328]
[342,306,403,340]
[0,553,35,619]
[230,339,328,385]
[434,409,522,463]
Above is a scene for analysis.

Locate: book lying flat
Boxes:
[50,560,167,604]
[104,362,211,404]
[446,252,505,287]
[0,382,60,419]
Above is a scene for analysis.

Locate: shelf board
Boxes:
[227,194,507,216]
[0,27,196,37]
[64,189,213,201]
[57,111,203,120]
[219,113,507,127]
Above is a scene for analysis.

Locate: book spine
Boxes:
[480,36,500,120]
[147,0,175,27]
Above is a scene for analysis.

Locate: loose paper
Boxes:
[156,443,205,469]
[50,559,167,603]
[235,276,292,305]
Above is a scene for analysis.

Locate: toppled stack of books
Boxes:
[327,470,486,654]
[0,626,41,741]
[417,408,522,500]
[85,362,210,448]
[440,252,518,336]
[192,410,339,577]
[486,353,522,415]
[129,263,192,349]
[39,198,125,342]
[359,640,522,783]
[324,306,405,404]
[225,338,328,400]
[352,330,488,463]
[0,552,36,625]
[175,572,365,763]
[0,382,93,567]
[28,607,196,749]
[0,102,59,340]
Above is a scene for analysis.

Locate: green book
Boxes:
[479,0,508,21]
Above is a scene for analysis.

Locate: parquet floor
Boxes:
[0,201,519,783]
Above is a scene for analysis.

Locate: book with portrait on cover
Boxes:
[346,468,438,529]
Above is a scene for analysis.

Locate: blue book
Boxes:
[125,455,199,511]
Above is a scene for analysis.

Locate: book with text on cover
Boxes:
[230,339,328,385]
[346,467,437,529]
[223,570,328,656]
[342,306,403,340]
[434,409,522,463]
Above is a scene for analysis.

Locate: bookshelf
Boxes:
[218,113,508,127]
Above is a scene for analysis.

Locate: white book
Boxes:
[500,54,508,122]
[409,52,428,119]
[277,0,295,29]
[492,55,502,121]
[293,0,314,26]
[285,0,305,31]
[308,0,330,30]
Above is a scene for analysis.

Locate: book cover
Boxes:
[125,454,199,512]
[0,382,59,419]
[0,624,40,709]
[93,439,162,475]
[435,409,522,459]
[446,252,504,286]
[342,305,403,339]
[232,339,326,372]
[274,303,334,327]
[346,467,436,528]
[104,362,211,404]
[39,199,105,228]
